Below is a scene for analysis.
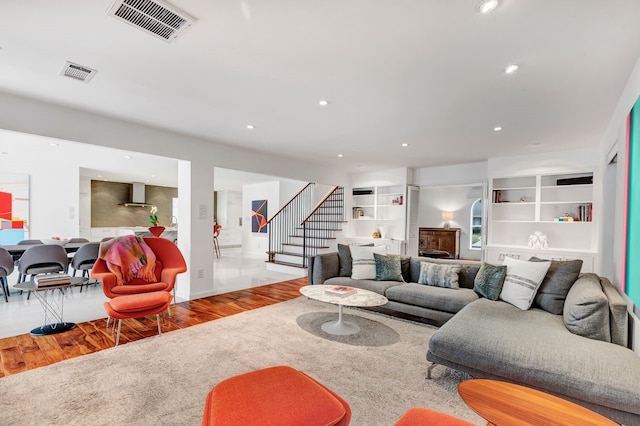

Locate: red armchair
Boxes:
[91,237,187,299]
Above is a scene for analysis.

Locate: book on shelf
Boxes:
[324,285,357,297]
[34,273,71,287]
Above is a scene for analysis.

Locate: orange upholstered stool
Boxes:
[104,290,172,346]
[202,365,351,426]
[394,408,474,426]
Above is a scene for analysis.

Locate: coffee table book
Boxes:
[34,273,72,287]
[324,286,357,297]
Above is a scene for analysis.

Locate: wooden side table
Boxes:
[457,379,617,426]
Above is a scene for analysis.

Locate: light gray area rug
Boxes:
[0,297,484,426]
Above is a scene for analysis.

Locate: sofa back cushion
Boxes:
[530,257,583,315]
[312,253,340,284]
[563,273,611,342]
[374,253,405,282]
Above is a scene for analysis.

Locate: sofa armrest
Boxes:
[600,277,629,347]
[311,253,340,284]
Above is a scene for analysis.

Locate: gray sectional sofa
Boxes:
[308,250,640,425]
[307,252,482,325]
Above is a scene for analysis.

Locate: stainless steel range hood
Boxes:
[121,182,154,207]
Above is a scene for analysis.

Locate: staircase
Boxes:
[267,185,344,269]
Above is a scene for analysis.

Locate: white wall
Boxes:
[0,91,347,301]
[413,161,487,187]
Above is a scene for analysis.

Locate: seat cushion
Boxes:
[110,282,168,295]
[203,366,349,426]
[385,283,478,314]
[108,291,172,313]
[324,277,401,296]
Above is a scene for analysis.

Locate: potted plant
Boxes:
[148,206,165,237]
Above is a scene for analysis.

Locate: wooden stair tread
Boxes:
[283,243,329,249]
[265,260,306,268]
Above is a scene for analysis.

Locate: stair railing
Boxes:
[267,183,314,263]
[300,186,344,266]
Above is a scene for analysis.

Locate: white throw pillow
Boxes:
[350,245,388,280]
[500,257,551,310]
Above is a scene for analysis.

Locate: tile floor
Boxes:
[0,248,302,339]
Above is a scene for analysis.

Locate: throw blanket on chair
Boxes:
[99,235,157,285]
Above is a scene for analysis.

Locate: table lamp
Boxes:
[441,211,453,229]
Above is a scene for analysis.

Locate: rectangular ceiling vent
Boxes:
[60,62,97,83]
[107,0,196,43]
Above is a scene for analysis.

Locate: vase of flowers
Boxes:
[148,206,165,237]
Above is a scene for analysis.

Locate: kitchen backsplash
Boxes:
[91,181,178,227]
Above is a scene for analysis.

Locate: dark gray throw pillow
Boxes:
[337,243,374,277]
[473,262,507,300]
[530,257,583,314]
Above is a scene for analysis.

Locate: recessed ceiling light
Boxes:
[401,143,409,147]
[494,126,503,132]
[505,64,519,74]
[479,0,498,14]
[49,143,59,147]
[319,100,329,106]
[97,175,102,178]
[151,174,156,178]
[124,155,132,159]
[247,125,255,130]
[338,154,343,158]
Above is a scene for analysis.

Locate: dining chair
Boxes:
[17,245,69,299]
[12,239,44,263]
[0,247,15,302]
[70,242,100,292]
[213,225,222,259]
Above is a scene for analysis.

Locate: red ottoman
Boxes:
[394,408,474,426]
[203,366,351,426]
[104,290,172,346]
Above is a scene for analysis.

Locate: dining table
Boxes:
[1,242,88,258]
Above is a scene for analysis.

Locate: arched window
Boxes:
[470,198,482,250]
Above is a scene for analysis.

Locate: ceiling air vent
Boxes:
[60,62,97,83]
[107,0,196,43]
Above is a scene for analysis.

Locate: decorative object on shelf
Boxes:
[378,225,388,239]
[372,230,380,239]
[519,196,527,202]
[148,225,165,237]
[441,211,453,229]
[149,205,159,226]
[528,231,548,250]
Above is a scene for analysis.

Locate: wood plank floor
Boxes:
[0,277,306,377]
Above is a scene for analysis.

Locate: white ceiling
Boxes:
[1,1,640,173]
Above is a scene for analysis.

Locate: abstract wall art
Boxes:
[624,95,640,308]
[251,199,268,233]
[0,173,30,244]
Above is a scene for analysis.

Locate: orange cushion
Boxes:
[394,408,473,426]
[203,366,348,426]
[111,282,168,295]
[108,291,172,314]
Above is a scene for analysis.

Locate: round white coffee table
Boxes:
[299,285,388,335]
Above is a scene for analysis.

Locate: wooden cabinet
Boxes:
[419,228,460,259]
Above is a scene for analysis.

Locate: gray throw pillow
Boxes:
[399,256,411,283]
[418,261,461,289]
[374,253,405,282]
[530,257,583,314]
[563,273,611,342]
[312,253,340,284]
[473,262,507,300]
[337,243,373,277]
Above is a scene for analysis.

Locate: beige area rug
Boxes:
[0,297,484,426]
